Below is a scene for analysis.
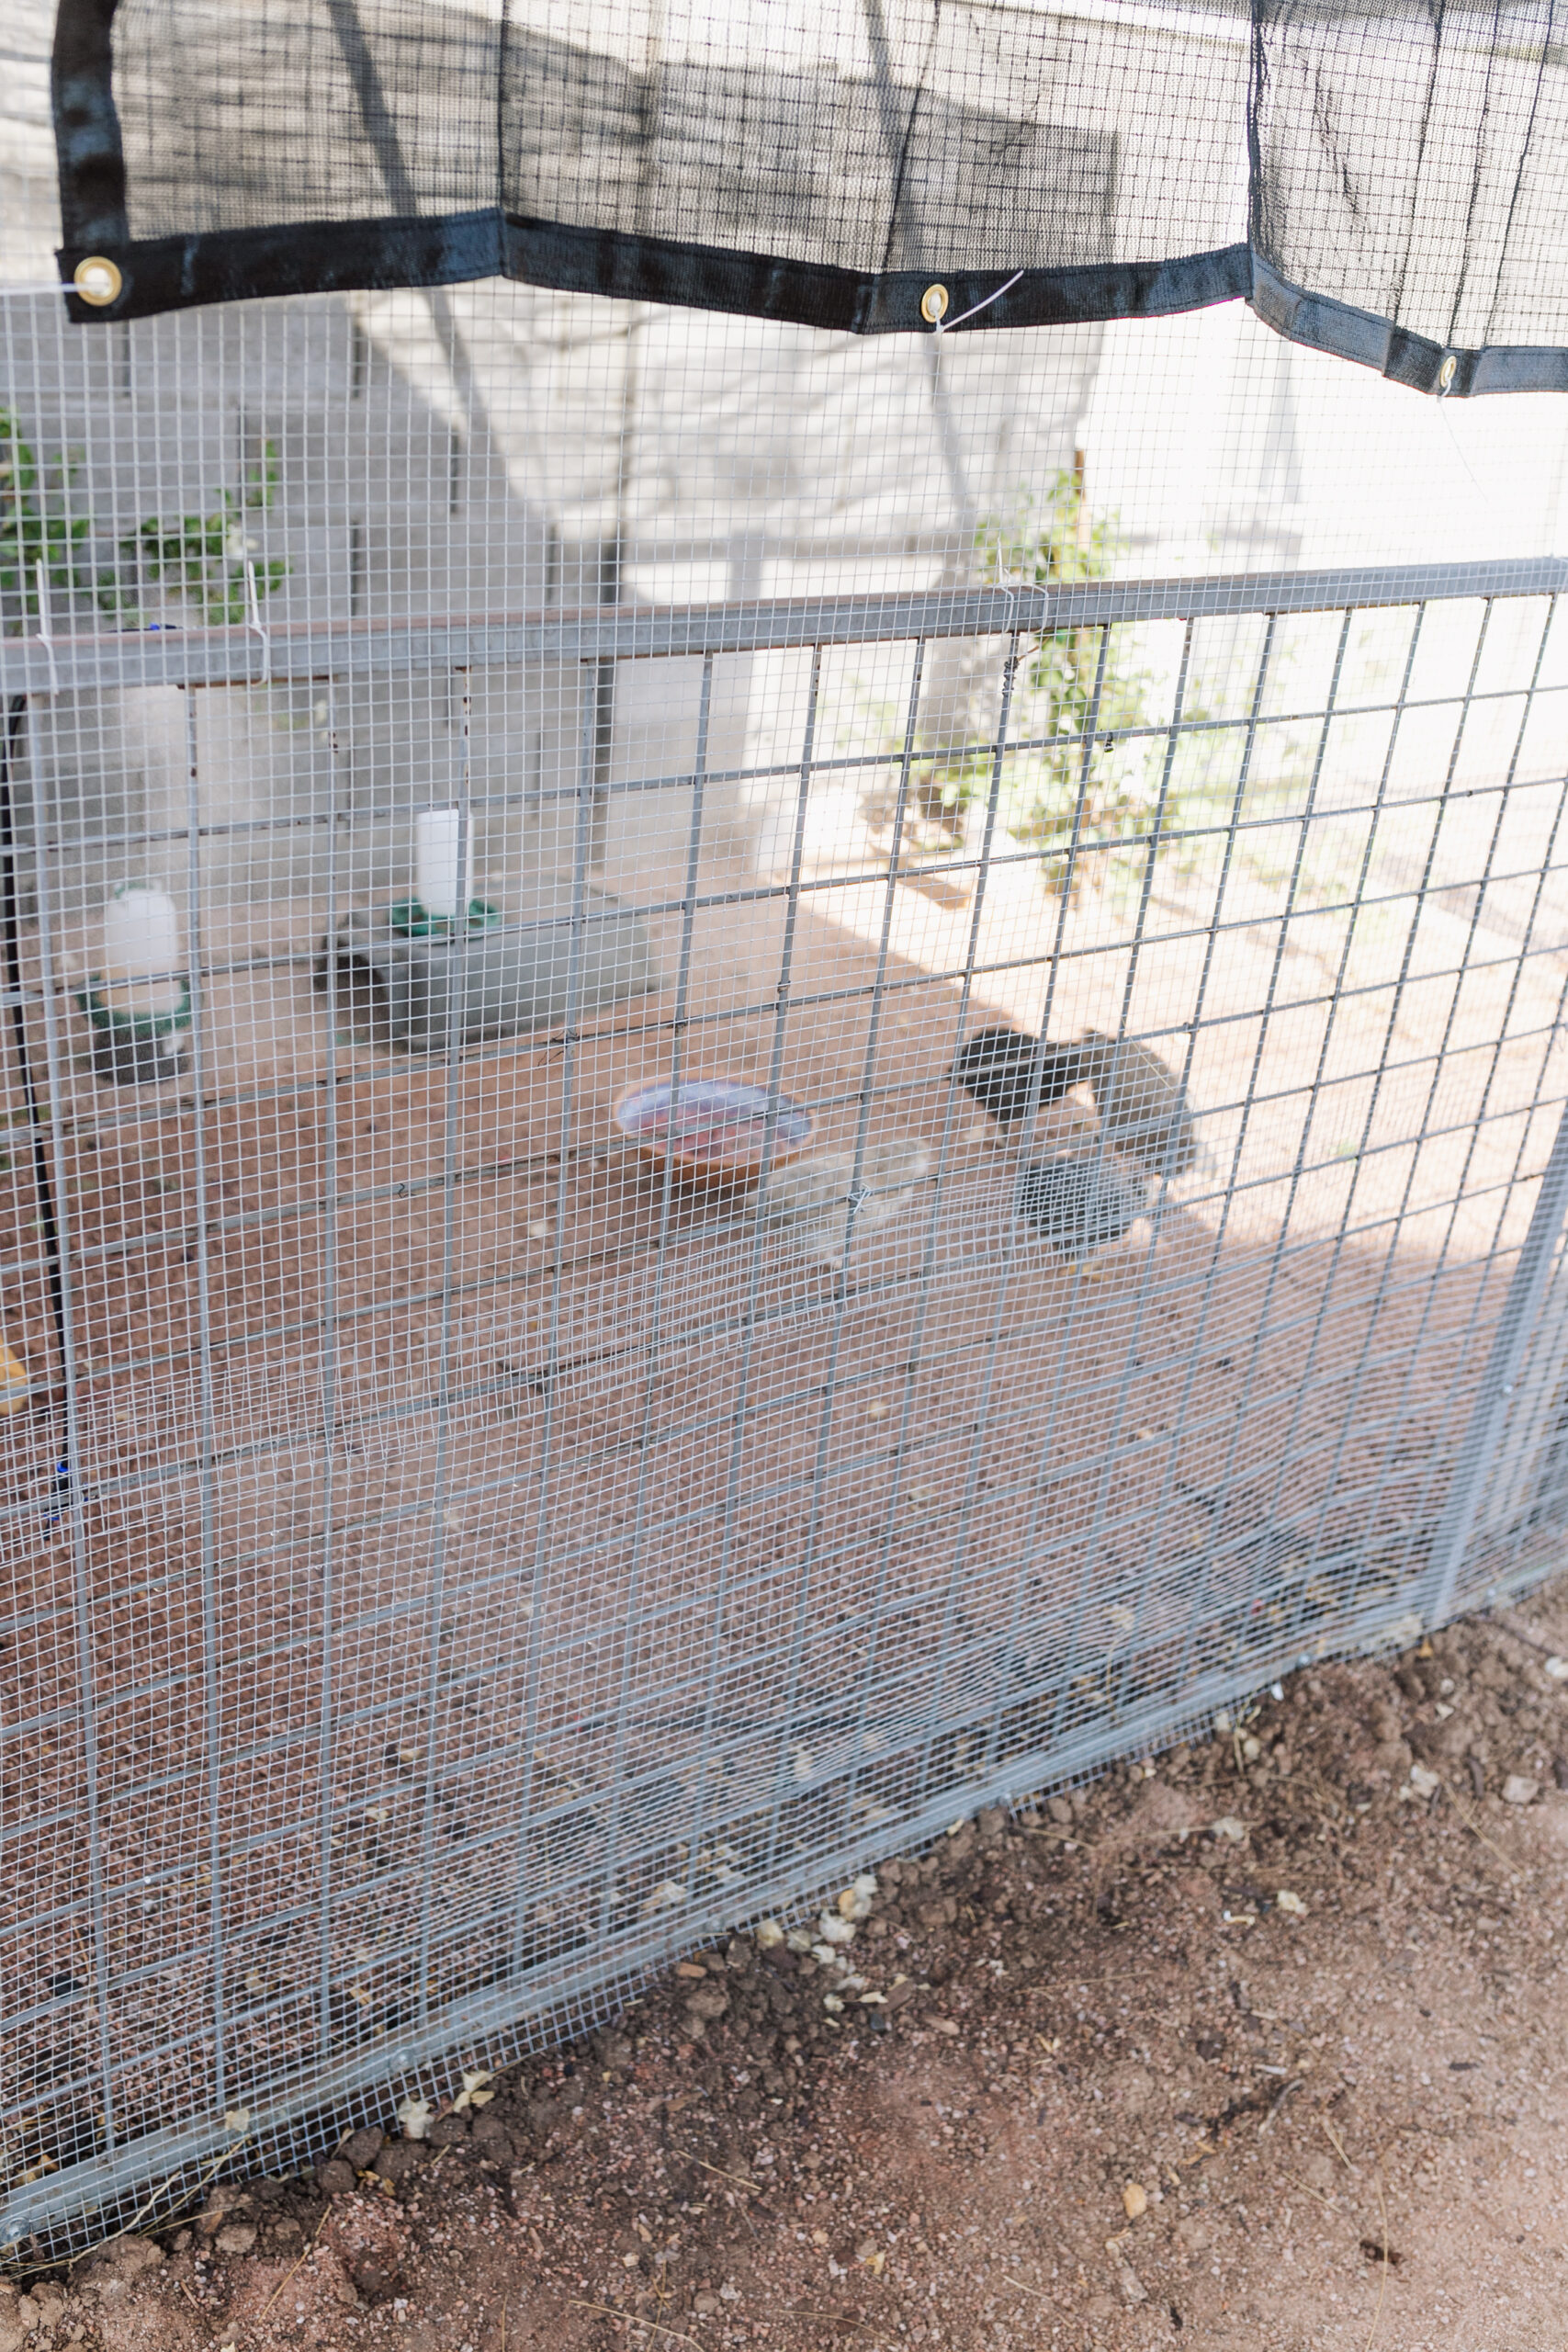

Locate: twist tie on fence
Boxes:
[244,559,272,685]
[33,561,59,695]
[930,269,1026,336]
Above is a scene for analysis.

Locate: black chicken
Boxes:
[949,1025,1090,1128]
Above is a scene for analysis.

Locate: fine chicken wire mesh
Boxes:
[9,36,1568,2253]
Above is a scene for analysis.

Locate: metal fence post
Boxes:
[1419,1094,1568,1631]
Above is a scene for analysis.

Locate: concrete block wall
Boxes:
[0,288,554,922]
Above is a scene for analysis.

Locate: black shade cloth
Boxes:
[50,0,1568,393]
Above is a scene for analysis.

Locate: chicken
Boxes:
[948,1025,1091,1128]
[1077,1031,1197,1179]
[755,1137,933,1268]
[1014,1150,1145,1256]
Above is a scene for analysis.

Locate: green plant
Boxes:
[0,410,92,628]
[883,470,1160,897]
[118,441,288,626]
[974,469,1156,899]
[0,410,288,634]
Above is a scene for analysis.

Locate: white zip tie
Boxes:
[932,268,1026,335]
[34,560,59,695]
[244,558,272,684]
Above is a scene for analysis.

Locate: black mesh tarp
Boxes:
[51,0,1568,391]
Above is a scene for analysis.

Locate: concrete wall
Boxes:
[0,286,554,918]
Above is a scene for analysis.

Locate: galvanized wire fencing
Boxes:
[5,286,1568,2257]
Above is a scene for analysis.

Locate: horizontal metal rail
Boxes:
[2,557,1565,697]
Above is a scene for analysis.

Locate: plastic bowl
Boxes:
[613,1078,813,1182]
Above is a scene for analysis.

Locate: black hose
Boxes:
[0,691,72,1499]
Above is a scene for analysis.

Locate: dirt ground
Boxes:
[13,862,1550,2178]
[6,1580,1568,2352]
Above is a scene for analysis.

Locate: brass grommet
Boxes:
[73,255,123,307]
[1438,352,1458,393]
[920,283,949,325]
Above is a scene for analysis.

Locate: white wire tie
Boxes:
[932,267,1026,336]
[34,560,59,695]
[244,558,272,684]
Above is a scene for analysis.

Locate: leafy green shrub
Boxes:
[119,441,288,626]
[886,469,1158,899]
[0,409,93,628]
[976,470,1156,899]
[0,409,288,634]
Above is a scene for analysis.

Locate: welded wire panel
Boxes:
[4,256,1568,2262]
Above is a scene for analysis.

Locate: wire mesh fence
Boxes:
[5,277,1568,2260]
